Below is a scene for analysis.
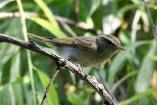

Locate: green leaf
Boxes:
[1,56,12,85]
[141,11,149,28]
[88,0,101,16]
[10,52,20,83]
[1,51,20,85]
[33,0,67,38]
[135,41,156,92]
[0,85,11,105]
[34,0,58,28]
[0,0,14,9]
[67,92,84,105]
[27,17,66,38]
[12,84,25,105]
[108,41,151,86]
[112,71,138,93]
[151,56,157,61]
[79,0,101,20]
[118,4,139,18]
[120,87,157,105]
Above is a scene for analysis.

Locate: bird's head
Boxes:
[97,35,125,53]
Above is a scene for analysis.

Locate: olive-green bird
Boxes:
[28,33,125,66]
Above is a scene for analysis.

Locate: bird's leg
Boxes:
[76,64,84,74]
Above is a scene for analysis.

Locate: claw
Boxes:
[76,64,84,74]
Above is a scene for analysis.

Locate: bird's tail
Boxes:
[28,33,53,42]
[27,33,55,47]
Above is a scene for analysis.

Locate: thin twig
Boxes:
[55,15,97,34]
[59,22,77,37]
[0,12,97,34]
[141,0,157,40]
[0,33,117,105]
[71,0,79,21]
[40,65,61,105]
[0,12,38,19]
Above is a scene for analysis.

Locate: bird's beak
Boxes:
[118,46,125,51]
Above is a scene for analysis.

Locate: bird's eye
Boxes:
[107,40,112,45]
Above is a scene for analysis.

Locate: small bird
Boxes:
[28,33,125,66]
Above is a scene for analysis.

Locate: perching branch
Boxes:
[0,33,118,105]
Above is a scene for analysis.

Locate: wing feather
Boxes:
[52,36,98,50]
[28,33,98,51]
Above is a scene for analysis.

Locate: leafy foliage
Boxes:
[0,0,157,105]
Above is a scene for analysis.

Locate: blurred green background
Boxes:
[0,0,157,105]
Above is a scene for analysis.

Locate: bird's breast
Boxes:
[57,46,112,66]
